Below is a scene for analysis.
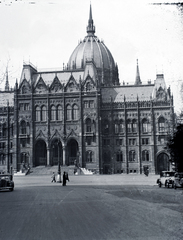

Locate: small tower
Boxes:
[5,67,10,91]
[135,59,142,85]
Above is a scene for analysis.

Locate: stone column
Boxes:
[63,146,66,165]
[47,148,50,166]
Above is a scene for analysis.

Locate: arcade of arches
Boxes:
[34,139,79,167]
[156,152,170,174]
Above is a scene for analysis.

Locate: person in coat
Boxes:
[63,171,69,186]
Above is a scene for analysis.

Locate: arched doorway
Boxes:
[35,140,47,166]
[103,151,111,174]
[157,153,169,174]
[50,139,63,166]
[67,139,78,165]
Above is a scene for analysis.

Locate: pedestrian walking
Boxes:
[51,172,56,182]
[63,171,69,186]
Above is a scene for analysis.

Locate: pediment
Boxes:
[155,86,167,101]
[36,130,47,140]
[67,129,78,139]
[83,74,96,91]
[51,129,61,140]
[19,79,31,94]
[34,77,48,94]
[65,75,79,92]
[50,76,63,93]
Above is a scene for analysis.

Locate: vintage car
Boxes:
[156,171,175,188]
[0,174,14,191]
[173,172,183,189]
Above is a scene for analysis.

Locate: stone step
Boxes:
[29,166,77,176]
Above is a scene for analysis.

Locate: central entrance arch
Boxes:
[67,139,79,165]
[156,152,169,174]
[35,140,47,166]
[50,139,63,166]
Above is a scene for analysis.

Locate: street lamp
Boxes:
[57,140,61,183]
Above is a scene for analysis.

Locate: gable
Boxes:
[34,77,48,94]
[50,76,63,93]
[65,75,79,92]
[19,79,31,94]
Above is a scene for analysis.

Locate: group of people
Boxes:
[51,171,69,186]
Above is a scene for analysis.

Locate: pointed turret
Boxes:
[5,67,10,91]
[87,4,95,36]
[135,59,142,85]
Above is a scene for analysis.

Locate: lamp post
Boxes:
[57,140,61,183]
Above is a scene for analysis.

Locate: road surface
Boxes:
[0,174,182,240]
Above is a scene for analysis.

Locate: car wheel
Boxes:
[10,188,14,191]
[174,184,176,189]
[159,182,162,188]
[165,181,168,188]
[172,182,174,188]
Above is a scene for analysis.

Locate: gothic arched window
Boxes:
[86,150,93,163]
[57,105,62,121]
[114,121,118,134]
[142,150,149,161]
[35,106,41,121]
[129,150,136,162]
[66,105,72,120]
[41,106,47,121]
[132,119,137,133]
[51,105,56,121]
[158,117,165,132]
[119,119,124,133]
[142,119,148,133]
[127,119,132,133]
[86,118,92,132]
[20,120,26,134]
[73,104,79,120]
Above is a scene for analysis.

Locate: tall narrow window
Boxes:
[114,121,119,134]
[127,120,132,133]
[116,151,123,162]
[20,121,26,134]
[57,105,62,120]
[119,120,124,133]
[51,105,56,121]
[41,106,47,121]
[132,119,137,133]
[142,119,148,133]
[86,151,93,162]
[142,150,149,161]
[66,105,72,120]
[73,104,79,120]
[86,118,92,132]
[36,106,41,121]
[158,117,165,132]
[129,150,136,161]
[103,120,109,134]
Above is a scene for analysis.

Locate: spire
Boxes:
[5,67,10,91]
[87,4,95,36]
[135,59,142,85]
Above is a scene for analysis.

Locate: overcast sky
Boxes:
[0,0,183,112]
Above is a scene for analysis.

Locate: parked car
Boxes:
[0,174,14,191]
[156,171,175,188]
[173,172,183,189]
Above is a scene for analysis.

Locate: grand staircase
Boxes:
[28,166,94,176]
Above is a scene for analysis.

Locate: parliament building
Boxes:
[0,6,174,175]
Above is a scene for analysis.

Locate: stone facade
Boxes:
[0,5,174,174]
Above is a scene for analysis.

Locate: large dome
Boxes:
[68,35,115,71]
[67,5,119,86]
